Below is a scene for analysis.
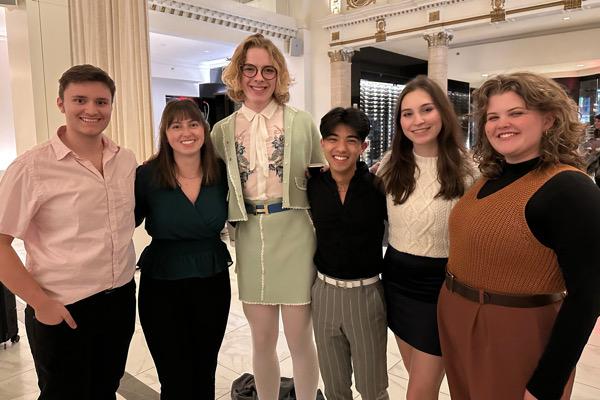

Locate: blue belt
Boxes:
[245,202,286,215]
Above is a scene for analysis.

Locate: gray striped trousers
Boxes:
[311,277,389,400]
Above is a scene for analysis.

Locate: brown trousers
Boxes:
[437,286,575,400]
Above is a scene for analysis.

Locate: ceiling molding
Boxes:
[321,0,467,31]
[450,22,600,49]
[147,0,298,40]
[327,0,600,48]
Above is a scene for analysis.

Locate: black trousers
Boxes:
[138,269,231,400]
[25,279,136,400]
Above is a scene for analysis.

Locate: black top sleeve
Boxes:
[134,164,150,228]
[525,171,600,399]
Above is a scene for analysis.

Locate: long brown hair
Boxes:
[221,33,291,105]
[473,72,584,178]
[147,99,220,188]
[380,75,472,204]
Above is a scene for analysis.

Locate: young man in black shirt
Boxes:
[307,107,389,400]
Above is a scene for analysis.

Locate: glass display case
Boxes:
[578,77,599,125]
[359,79,405,165]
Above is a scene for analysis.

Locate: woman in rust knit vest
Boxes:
[437,72,600,400]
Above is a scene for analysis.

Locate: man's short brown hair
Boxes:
[58,64,116,101]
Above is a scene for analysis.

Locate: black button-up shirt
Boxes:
[307,162,387,279]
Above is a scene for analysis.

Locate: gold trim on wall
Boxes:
[490,0,506,23]
[564,0,582,10]
[375,17,387,42]
[329,1,572,47]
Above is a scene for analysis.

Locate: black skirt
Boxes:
[382,245,447,356]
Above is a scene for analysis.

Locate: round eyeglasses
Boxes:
[241,64,278,80]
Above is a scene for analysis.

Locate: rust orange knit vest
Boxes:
[447,164,581,294]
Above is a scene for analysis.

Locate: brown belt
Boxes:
[445,271,565,308]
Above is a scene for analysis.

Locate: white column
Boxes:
[328,48,354,108]
[423,30,453,93]
[5,0,71,154]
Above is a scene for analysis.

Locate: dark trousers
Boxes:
[138,269,231,400]
[25,279,136,400]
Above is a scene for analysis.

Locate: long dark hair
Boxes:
[147,99,220,188]
[380,75,472,204]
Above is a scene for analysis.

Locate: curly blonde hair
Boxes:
[221,34,291,105]
[473,72,584,178]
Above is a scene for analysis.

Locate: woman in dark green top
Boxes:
[134,100,232,400]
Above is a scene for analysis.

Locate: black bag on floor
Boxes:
[231,373,325,400]
[0,282,19,348]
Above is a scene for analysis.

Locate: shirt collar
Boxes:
[51,125,119,161]
[240,99,279,121]
[323,161,370,188]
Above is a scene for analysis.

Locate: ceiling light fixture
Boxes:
[481,73,489,77]
[576,64,585,67]
[563,16,571,20]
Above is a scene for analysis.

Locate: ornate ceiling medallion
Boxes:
[347,0,376,9]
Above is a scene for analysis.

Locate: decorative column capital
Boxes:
[328,48,355,63]
[423,30,453,48]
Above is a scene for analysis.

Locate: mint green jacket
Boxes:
[211,106,326,222]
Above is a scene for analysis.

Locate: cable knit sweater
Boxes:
[380,152,459,258]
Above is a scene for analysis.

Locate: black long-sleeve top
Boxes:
[307,162,387,279]
[134,160,232,280]
[478,158,600,400]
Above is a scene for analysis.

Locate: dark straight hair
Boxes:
[320,107,371,141]
[147,100,220,188]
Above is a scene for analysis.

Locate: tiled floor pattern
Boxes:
[1,238,599,399]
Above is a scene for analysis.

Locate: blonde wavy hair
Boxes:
[221,34,291,105]
[473,72,584,178]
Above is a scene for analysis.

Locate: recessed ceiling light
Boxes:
[563,16,571,20]
[481,73,489,77]
[202,50,210,53]
[577,64,585,67]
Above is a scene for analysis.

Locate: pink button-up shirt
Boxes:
[0,127,137,305]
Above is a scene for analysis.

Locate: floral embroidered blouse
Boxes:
[235,100,285,201]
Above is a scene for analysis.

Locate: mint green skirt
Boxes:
[234,207,316,305]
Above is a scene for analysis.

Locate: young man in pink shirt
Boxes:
[0,64,137,400]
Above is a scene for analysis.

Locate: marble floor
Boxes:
[1,237,600,400]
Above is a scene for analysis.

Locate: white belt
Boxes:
[317,272,380,288]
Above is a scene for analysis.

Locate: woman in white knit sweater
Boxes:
[378,76,475,400]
